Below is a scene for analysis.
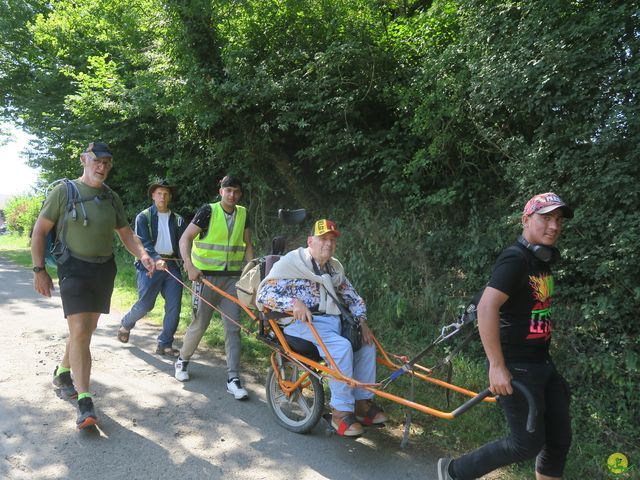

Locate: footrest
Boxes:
[322,412,336,435]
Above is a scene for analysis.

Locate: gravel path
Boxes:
[0,256,443,479]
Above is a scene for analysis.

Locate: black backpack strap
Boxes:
[71,184,114,205]
[65,180,88,225]
[142,207,155,244]
[59,179,78,239]
[50,179,79,264]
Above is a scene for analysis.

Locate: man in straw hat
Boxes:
[117,178,186,357]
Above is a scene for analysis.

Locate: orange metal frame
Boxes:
[202,278,495,421]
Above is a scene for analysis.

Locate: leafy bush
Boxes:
[3,195,43,235]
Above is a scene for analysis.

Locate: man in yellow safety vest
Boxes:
[175,175,254,400]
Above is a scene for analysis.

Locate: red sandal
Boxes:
[355,399,388,425]
[331,411,364,437]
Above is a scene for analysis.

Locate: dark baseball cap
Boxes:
[84,141,113,158]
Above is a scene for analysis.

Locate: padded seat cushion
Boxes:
[283,333,322,363]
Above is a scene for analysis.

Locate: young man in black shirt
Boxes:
[438,192,574,480]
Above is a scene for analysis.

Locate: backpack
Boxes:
[39,178,114,267]
[236,255,281,310]
[141,207,185,245]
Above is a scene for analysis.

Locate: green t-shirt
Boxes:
[40,179,128,258]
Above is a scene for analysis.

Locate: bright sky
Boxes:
[0,124,41,197]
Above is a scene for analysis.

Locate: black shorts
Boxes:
[58,256,117,318]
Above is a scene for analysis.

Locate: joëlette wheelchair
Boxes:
[202,209,536,439]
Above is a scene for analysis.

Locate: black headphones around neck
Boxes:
[517,235,561,263]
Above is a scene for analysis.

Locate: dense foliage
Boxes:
[3,194,42,234]
[2,0,638,476]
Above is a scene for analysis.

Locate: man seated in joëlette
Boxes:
[256,219,387,437]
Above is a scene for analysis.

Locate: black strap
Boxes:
[57,180,79,252]
[446,362,453,409]
[310,257,322,275]
[310,258,354,319]
[400,374,415,449]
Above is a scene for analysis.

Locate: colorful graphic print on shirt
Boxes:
[526,273,554,342]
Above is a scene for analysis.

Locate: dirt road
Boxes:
[0,256,442,479]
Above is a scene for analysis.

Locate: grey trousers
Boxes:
[179,275,241,379]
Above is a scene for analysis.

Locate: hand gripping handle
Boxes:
[451,380,537,433]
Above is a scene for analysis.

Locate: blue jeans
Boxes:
[121,261,183,347]
[452,360,572,479]
[284,314,377,412]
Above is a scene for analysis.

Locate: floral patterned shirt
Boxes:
[257,276,367,321]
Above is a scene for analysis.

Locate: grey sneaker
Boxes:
[76,397,98,429]
[175,357,189,382]
[226,377,249,400]
[437,458,454,480]
[52,366,78,399]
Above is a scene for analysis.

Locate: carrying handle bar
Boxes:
[451,380,537,432]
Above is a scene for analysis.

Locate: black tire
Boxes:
[265,357,324,434]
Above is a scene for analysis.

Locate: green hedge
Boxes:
[3,195,43,235]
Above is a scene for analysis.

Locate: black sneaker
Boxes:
[437,458,455,480]
[76,397,98,429]
[52,367,78,399]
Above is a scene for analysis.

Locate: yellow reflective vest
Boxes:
[191,203,247,272]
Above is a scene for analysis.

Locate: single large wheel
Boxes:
[265,356,324,433]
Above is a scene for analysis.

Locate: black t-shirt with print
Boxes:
[488,242,555,362]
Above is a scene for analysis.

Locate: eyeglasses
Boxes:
[91,157,113,169]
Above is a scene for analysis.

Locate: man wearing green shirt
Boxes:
[31,141,155,429]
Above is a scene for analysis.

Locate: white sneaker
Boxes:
[226,377,249,400]
[174,358,189,382]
